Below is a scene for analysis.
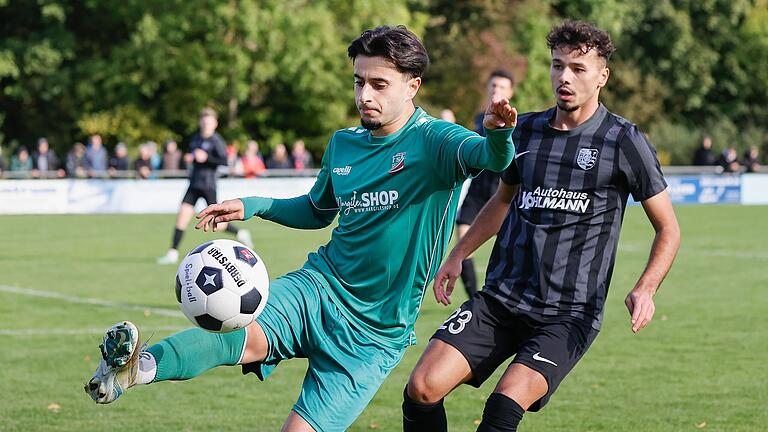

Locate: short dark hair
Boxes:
[348,25,429,78]
[488,69,515,86]
[547,21,615,63]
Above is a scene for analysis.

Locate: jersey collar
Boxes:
[367,107,427,145]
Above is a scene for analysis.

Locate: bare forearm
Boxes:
[450,195,510,261]
[635,225,680,292]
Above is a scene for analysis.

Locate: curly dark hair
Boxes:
[547,21,615,62]
[348,25,430,78]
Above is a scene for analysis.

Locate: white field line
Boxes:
[619,244,768,259]
[0,326,187,336]
[0,284,185,318]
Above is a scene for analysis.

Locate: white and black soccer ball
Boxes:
[175,239,269,333]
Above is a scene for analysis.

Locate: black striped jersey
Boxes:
[483,104,667,330]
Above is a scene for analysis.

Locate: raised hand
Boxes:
[195,199,245,232]
[482,91,518,130]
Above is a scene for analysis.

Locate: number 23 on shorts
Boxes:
[438,308,473,335]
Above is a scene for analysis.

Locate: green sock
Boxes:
[146,327,246,382]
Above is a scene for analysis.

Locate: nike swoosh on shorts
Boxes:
[532,351,558,367]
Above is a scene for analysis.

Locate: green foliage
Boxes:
[551,0,768,163]
[648,120,700,166]
[77,105,178,150]
[650,117,766,165]
[0,0,766,162]
[418,0,554,126]
[0,0,420,157]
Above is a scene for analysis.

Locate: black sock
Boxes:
[461,258,477,296]
[172,228,184,250]
[402,386,447,432]
[225,224,239,234]
[477,393,525,432]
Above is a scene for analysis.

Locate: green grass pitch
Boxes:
[1,205,766,431]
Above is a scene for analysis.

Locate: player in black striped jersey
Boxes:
[403,21,681,432]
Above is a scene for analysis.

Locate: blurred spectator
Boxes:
[240,140,266,178]
[692,135,716,166]
[66,142,89,178]
[86,134,108,175]
[134,143,153,179]
[440,109,456,123]
[266,143,293,169]
[31,137,65,178]
[108,142,131,176]
[742,146,761,173]
[145,141,161,171]
[225,141,239,175]
[717,146,741,173]
[183,151,194,172]
[162,139,182,170]
[11,145,32,172]
[291,139,313,170]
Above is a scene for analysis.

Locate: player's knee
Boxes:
[517,370,547,399]
[526,371,548,399]
[406,370,445,404]
[240,321,268,364]
[495,364,548,408]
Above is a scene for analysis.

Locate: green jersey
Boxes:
[242,108,513,348]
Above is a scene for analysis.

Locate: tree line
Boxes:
[1,0,766,164]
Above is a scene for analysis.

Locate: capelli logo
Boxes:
[333,166,352,176]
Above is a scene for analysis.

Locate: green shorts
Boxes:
[243,269,406,432]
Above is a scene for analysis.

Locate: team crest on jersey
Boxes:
[389,152,406,174]
[576,148,599,170]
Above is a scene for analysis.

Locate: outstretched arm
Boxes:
[197,139,338,231]
[195,195,337,232]
[625,190,680,333]
[430,92,518,188]
[433,181,519,305]
[459,92,518,174]
[242,195,337,228]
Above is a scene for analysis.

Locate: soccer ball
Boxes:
[175,239,269,333]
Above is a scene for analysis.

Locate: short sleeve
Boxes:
[308,137,339,211]
[618,126,667,201]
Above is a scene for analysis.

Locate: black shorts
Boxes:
[456,196,485,225]
[182,186,217,206]
[431,291,599,411]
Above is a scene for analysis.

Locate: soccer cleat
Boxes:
[237,229,254,249]
[156,248,179,265]
[84,321,142,404]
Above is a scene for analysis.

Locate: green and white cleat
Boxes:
[84,321,142,404]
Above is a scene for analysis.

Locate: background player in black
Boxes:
[157,108,252,264]
[403,21,681,432]
[455,70,515,297]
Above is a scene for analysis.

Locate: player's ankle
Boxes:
[135,351,157,385]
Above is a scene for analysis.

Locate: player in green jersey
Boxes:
[85,25,517,432]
